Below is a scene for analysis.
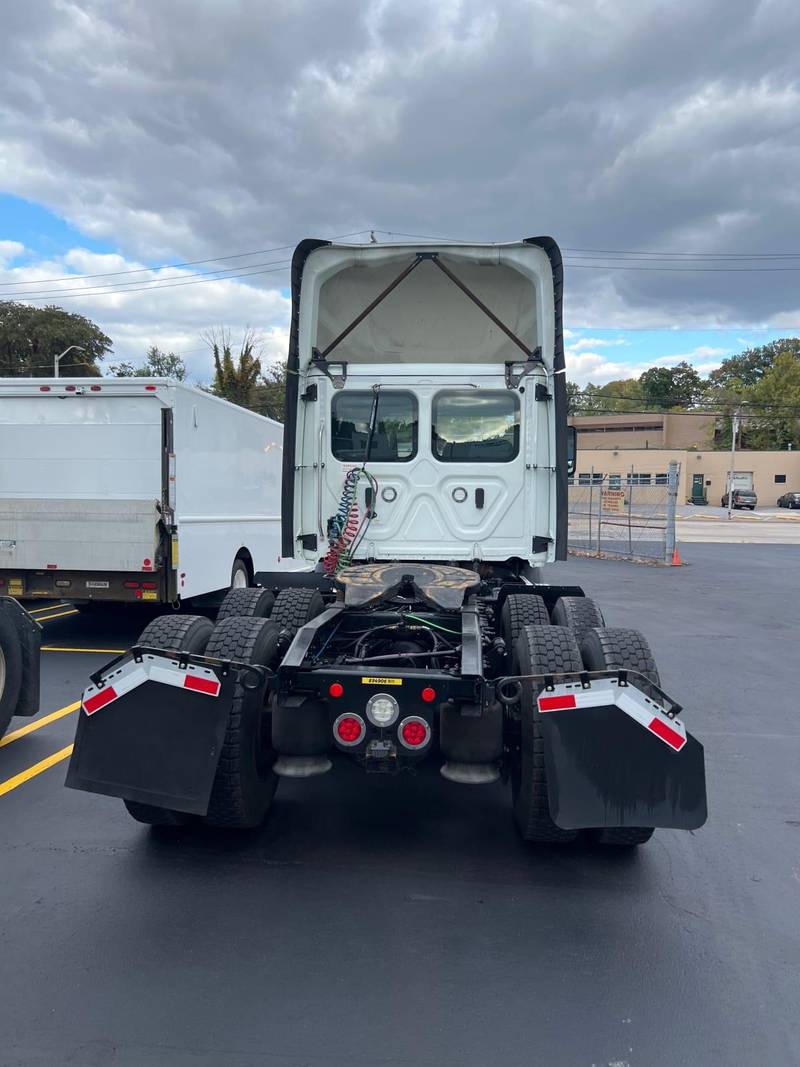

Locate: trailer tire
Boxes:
[580,627,661,847]
[269,587,325,635]
[551,596,605,647]
[500,594,549,651]
[123,613,214,826]
[217,587,275,623]
[0,610,24,738]
[509,624,583,843]
[203,617,281,829]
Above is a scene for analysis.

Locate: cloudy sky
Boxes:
[1,0,799,385]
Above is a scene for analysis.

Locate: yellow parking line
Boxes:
[42,646,126,654]
[0,744,74,797]
[35,609,79,623]
[28,602,68,615]
[0,701,80,748]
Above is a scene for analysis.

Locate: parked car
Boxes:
[721,489,757,510]
[777,491,800,509]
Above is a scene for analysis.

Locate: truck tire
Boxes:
[0,610,24,738]
[551,596,605,647]
[217,586,275,623]
[500,594,549,650]
[203,617,282,829]
[230,558,250,590]
[124,613,214,826]
[269,587,325,635]
[579,626,660,847]
[509,624,583,843]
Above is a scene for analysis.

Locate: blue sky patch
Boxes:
[0,193,115,263]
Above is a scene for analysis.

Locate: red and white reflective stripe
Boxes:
[82,655,221,715]
[537,678,687,752]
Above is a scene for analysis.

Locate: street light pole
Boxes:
[54,345,85,378]
[726,404,747,520]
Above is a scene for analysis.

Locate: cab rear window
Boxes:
[432,391,520,463]
[331,391,418,462]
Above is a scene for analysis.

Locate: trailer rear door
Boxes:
[0,392,163,572]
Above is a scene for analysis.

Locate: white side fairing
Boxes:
[291,242,561,566]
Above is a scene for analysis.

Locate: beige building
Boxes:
[571,412,716,451]
[572,446,800,504]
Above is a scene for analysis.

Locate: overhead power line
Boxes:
[0,230,372,289]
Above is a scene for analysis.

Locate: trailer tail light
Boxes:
[421,686,437,703]
[398,716,431,749]
[328,682,344,698]
[141,581,158,590]
[333,713,366,747]
[0,578,5,586]
[145,385,157,391]
[39,385,51,392]
[65,385,76,392]
[123,581,140,589]
[90,384,102,391]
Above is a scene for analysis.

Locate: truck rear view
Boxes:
[0,379,283,605]
[66,238,707,851]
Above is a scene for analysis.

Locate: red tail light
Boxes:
[328,682,344,698]
[65,385,76,392]
[398,717,431,749]
[39,385,51,392]
[145,385,157,391]
[90,384,101,391]
[421,687,437,703]
[141,581,158,590]
[333,713,366,747]
[123,581,140,589]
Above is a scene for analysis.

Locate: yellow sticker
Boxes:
[141,590,159,601]
[361,676,402,686]
[9,579,23,596]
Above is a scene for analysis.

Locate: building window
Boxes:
[608,474,621,488]
[578,472,603,486]
[655,473,669,485]
[775,474,787,483]
[626,472,652,486]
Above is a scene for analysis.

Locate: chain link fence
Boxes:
[568,461,679,563]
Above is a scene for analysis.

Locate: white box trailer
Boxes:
[0,378,285,605]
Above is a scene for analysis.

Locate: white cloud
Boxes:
[565,343,728,386]
[0,248,291,381]
[0,240,26,267]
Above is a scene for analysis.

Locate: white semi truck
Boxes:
[67,238,707,847]
[0,379,284,606]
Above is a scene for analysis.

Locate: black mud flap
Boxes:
[65,661,239,816]
[540,704,707,831]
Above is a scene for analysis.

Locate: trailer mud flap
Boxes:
[65,653,240,815]
[536,678,707,831]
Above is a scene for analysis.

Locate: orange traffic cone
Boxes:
[671,544,683,566]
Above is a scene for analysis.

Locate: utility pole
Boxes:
[727,404,743,520]
[54,345,85,378]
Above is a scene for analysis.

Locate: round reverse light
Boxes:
[334,713,365,746]
[399,716,431,749]
[366,692,399,728]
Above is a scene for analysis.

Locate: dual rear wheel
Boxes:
[502,594,657,848]
[124,587,324,830]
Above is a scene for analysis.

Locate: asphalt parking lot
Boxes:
[1,544,799,1066]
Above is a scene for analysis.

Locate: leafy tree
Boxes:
[745,351,800,449]
[565,380,583,414]
[639,361,705,409]
[595,378,643,412]
[708,339,800,390]
[205,329,262,408]
[109,345,187,380]
[252,361,287,422]
[0,301,111,376]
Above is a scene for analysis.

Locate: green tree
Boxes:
[745,351,800,449]
[0,301,111,376]
[639,361,705,409]
[206,329,262,408]
[565,380,583,414]
[708,339,800,390]
[595,377,643,412]
[109,345,187,380]
[252,361,287,422]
